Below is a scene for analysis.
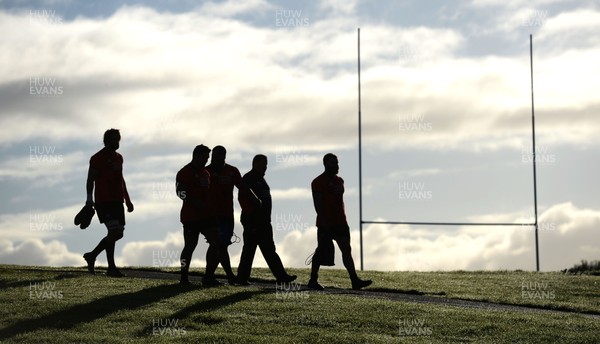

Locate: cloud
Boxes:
[0,238,82,266]
[271,187,312,200]
[0,149,86,185]
[318,0,359,15]
[0,205,80,241]
[199,0,273,17]
[470,0,571,9]
[118,231,184,267]
[387,168,443,179]
[1,5,598,154]
[537,8,600,48]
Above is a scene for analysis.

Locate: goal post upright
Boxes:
[358,28,364,271]
[530,34,540,272]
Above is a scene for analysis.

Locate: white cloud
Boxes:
[0,6,597,153]
[318,0,359,15]
[0,238,82,266]
[387,168,443,179]
[199,0,273,17]
[470,0,571,9]
[271,187,312,200]
[118,231,184,267]
[0,150,86,185]
[537,8,600,47]
[0,205,80,241]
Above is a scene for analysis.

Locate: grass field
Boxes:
[0,265,598,343]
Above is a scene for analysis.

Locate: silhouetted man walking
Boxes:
[83,128,133,277]
[206,145,254,284]
[176,144,221,286]
[236,154,296,285]
[308,153,372,290]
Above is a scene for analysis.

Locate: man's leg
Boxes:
[308,227,335,290]
[88,237,107,259]
[335,236,358,280]
[84,237,106,274]
[308,228,325,288]
[84,206,112,274]
[217,217,236,283]
[85,203,126,277]
[84,219,123,274]
[308,249,324,290]
[180,223,200,284]
[202,225,220,281]
[236,225,259,284]
[309,253,321,283]
[335,236,372,290]
[105,220,125,276]
[219,245,236,284]
[105,240,116,269]
[257,224,295,282]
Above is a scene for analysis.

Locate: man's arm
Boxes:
[122,178,134,212]
[312,191,323,216]
[86,167,97,206]
[176,180,187,201]
[312,191,331,229]
[176,174,203,209]
[237,179,262,208]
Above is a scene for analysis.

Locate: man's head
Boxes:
[252,154,268,177]
[211,145,227,169]
[192,144,211,167]
[323,153,339,175]
[103,129,121,151]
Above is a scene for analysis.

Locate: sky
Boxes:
[0,0,599,272]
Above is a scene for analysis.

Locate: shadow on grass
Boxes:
[0,282,195,341]
[0,273,81,291]
[366,287,447,297]
[136,289,271,336]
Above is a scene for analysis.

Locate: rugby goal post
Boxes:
[357,29,540,271]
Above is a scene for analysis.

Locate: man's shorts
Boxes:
[315,224,350,266]
[216,216,234,246]
[318,224,350,242]
[95,202,126,226]
[183,218,218,244]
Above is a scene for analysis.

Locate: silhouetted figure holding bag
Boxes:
[308,153,372,290]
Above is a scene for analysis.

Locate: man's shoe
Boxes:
[83,253,95,275]
[202,277,223,287]
[351,278,372,290]
[106,268,126,278]
[234,279,251,286]
[307,279,324,291]
[277,274,297,284]
[179,279,192,286]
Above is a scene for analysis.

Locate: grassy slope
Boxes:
[0,265,598,343]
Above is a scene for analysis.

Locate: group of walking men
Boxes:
[82,129,372,290]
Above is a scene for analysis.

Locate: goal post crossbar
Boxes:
[361,221,536,226]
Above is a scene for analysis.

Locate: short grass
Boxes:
[0,265,598,343]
